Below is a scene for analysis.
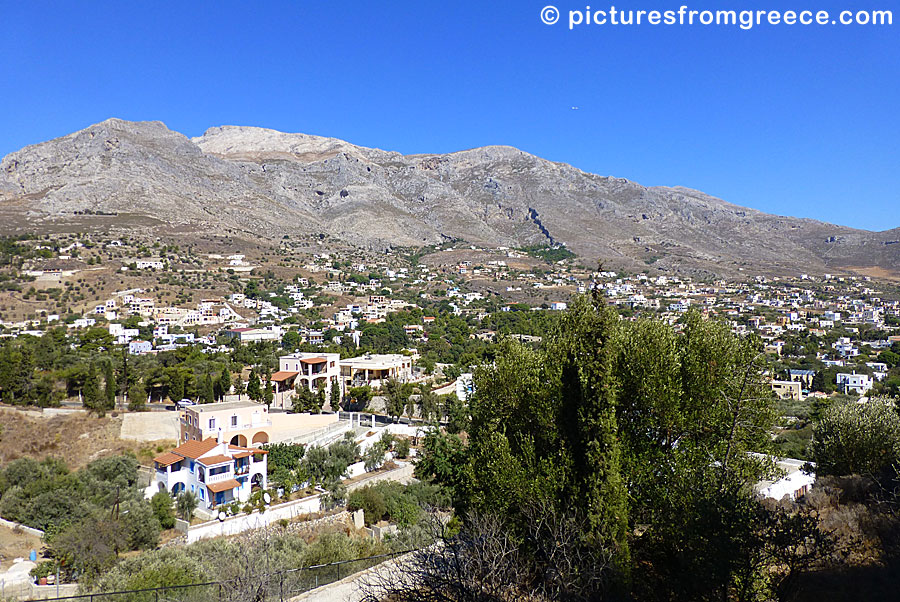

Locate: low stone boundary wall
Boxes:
[0,517,44,538]
[185,462,415,543]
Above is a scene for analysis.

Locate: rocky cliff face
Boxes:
[1,118,896,276]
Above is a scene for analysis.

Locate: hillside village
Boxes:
[3,232,899,401]
[2,231,900,601]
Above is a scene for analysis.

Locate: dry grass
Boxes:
[0,524,44,571]
[0,406,175,470]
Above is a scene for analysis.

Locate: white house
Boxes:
[136,260,165,270]
[836,372,874,395]
[756,457,815,501]
[456,373,474,401]
[129,340,153,355]
[153,438,268,510]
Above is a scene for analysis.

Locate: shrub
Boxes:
[151,491,176,530]
[347,487,387,526]
[810,397,900,477]
[395,438,411,459]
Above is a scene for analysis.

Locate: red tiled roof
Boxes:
[197,454,232,466]
[231,449,267,458]
[228,445,269,458]
[207,479,241,493]
[270,371,299,382]
[153,452,182,467]
[172,438,219,459]
[299,357,326,364]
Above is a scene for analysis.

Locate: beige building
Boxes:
[272,352,341,409]
[180,400,273,447]
[180,399,341,447]
[771,380,804,401]
[340,353,413,390]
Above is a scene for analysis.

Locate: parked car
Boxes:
[176,398,195,409]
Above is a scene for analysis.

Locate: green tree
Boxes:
[878,349,899,367]
[292,385,322,414]
[83,362,104,413]
[49,514,125,581]
[176,491,198,521]
[150,491,176,530]
[811,369,826,393]
[384,377,406,421]
[329,380,341,410]
[169,368,185,401]
[218,365,232,400]
[127,379,147,412]
[104,360,116,408]
[810,397,900,476]
[202,372,215,404]
[121,501,160,550]
[549,295,630,567]
[246,369,261,402]
[345,385,372,411]
[263,369,274,408]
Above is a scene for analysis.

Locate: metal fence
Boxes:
[26,551,406,602]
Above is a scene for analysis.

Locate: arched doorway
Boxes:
[251,473,264,490]
[230,434,248,447]
[252,431,269,445]
[171,482,185,496]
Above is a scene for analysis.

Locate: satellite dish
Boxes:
[218,511,226,522]
[263,492,272,504]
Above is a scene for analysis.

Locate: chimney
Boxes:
[217,428,223,444]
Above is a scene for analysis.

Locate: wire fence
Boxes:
[26,551,407,602]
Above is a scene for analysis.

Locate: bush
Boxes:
[151,491,176,530]
[810,397,900,477]
[121,501,161,550]
[395,438,411,459]
[347,487,387,526]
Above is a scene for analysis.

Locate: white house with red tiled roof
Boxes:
[273,352,341,409]
[152,437,267,510]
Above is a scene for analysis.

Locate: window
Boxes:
[199,489,205,500]
[231,415,238,427]
[209,418,216,430]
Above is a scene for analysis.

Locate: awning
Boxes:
[270,371,299,382]
[207,479,241,493]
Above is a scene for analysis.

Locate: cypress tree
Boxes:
[169,369,185,401]
[218,365,231,401]
[83,362,103,412]
[554,294,630,573]
[329,381,341,411]
[104,361,116,409]
[247,370,261,402]
[203,372,215,404]
[128,379,146,412]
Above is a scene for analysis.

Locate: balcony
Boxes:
[234,464,250,476]
[206,470,234,484]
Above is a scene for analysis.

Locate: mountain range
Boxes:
[1,118,898,278]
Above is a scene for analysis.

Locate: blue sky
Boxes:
[2,1,897,230]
